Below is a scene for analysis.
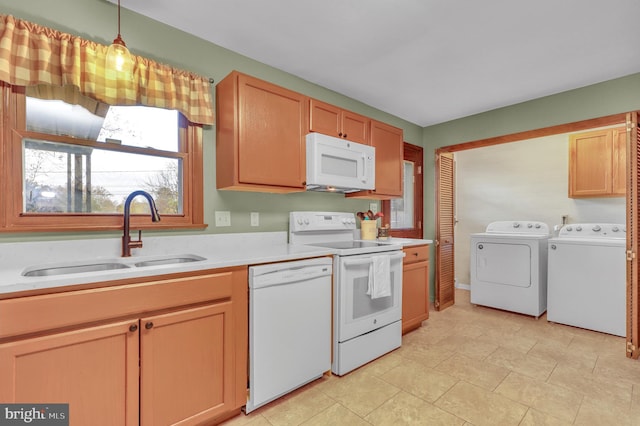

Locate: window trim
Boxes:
[382,142,424,239]
[1,83,205,233]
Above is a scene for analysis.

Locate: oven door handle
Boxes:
[341,252,405,267]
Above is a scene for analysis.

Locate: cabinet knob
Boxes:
[343,133,347,138]
[129,324,138,332]
[413,252,419,256]
[145,321,154,330]
[338,132,343,137]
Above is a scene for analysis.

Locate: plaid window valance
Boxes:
[0,14,214,125]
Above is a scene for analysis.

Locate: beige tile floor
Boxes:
[223,289,640,425]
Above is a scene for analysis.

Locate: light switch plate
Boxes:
[215,211,231,227]
[250,212,259,227]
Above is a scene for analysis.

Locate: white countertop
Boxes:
[0,232,432,296]
[377,237,433,247]
[0,232,335,296]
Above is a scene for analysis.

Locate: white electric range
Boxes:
[289,211,404,375]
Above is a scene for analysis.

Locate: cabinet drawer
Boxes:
[403,245,429,263]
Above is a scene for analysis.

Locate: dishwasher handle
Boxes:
[250,264,332,289]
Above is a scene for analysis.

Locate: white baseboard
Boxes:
[455,282,470,291]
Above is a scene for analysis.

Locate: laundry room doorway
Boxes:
[434,112,640,359]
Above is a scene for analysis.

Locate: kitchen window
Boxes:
[382,142,423,238]
[1,84,205,232]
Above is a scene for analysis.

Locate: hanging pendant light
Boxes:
[106,0,133,75]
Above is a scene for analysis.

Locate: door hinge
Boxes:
[434,300,440,308]
[627,341,636,353]
[417,165,422,174]
[418,220,422,229]
[626,250,636,261]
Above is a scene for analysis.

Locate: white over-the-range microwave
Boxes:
[305,132,375,193]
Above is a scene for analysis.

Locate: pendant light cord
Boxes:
[117,0,122,37]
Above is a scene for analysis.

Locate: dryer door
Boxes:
[475,242,531,288]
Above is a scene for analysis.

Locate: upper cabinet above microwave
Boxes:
[309,99,370,145]
[216,71,307,193]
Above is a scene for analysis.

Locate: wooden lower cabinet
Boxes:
[402,245,430,334]
[0,319,139,425]
[140,303,234,425]
[0,268,248,426]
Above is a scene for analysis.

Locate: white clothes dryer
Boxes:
[547,223,626,336]
[470,221,550,317]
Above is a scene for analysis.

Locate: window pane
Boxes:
[391,161,414,229]
[26,98,179,152]
[23,139,182,215]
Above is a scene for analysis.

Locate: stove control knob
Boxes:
[527,223,533,228]
[592,225,601,232]
[513,222,520,228]
[566,226,573,231]
[612,226,620,232]
[535,224,541,228]
[576,226,582,231]
[303,218,310,225]
[297,218,303,225]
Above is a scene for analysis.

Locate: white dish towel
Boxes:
[367,254,391,299]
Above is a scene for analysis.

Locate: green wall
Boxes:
[0,0,422,242]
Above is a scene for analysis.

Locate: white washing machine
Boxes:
[547,223,626,336]
[470,221,550,317]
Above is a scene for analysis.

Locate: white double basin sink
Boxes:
[22,254,207,277]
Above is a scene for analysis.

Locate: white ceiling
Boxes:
[118,0,640,127]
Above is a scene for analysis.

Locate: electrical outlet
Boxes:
[369,203,378,214]
[215,211,231,227]
[250,212,259,227]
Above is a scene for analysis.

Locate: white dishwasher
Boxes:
[246,257,332,413]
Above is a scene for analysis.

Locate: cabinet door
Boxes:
[238,73,307,188]
[0,320,139,425]
[612,126,627,196]
[370,119,404,197]
[309,99,369,144]
[402,260,430,334]
[341,110,370,145]
[569,129,613,197]
[309,99,341,137]
[139,302,234,426]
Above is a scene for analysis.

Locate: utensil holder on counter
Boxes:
[361,220,377,240]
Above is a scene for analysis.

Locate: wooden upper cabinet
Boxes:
[569,127,626,198]
[612,127,627,196]
[309,99,369,144]
[216,71,308,192]
[348,119,404,199]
